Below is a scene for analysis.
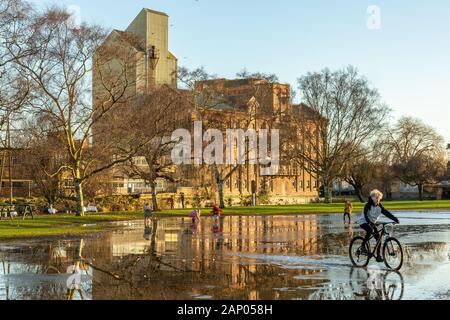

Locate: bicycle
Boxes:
[349,222,404,271]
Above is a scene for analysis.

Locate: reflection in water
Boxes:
[0,213,449,300]
[307,268,404,300]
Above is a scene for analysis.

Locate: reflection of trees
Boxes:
[87,216,323,300]
[1,215,325,300]
[0,240,91,300]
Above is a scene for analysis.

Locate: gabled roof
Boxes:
[168,51,177,60]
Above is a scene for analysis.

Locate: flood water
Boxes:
[0,212,450,300]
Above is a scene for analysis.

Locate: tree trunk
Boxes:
[324,178,333,204]
[418,183,424,201]
[213,167,226,209]
[74,179,85,217]
[355,186,365,203]
[151,184,159,212]
[217,178,225,209]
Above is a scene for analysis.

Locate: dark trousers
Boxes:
[343,213,351,223]
[361,223,381,254]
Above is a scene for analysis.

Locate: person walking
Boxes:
[344,200,353,224]
[180,192,185,209]
[144,202,153,227]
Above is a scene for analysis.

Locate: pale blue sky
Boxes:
[30,0,450,143]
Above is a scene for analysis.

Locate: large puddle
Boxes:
[0,212,450,300]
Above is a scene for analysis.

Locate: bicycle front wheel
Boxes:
[383,238,403,271]
[349,236,371,268]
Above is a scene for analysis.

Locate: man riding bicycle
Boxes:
[357,189,400,263]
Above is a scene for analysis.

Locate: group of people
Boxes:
[142,202,223,239]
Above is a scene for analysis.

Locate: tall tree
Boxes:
[387,117,446,200]
[0,0,32,202]
[341,146,378,202]
[22,122,67,206]
[121,86,192,211]
[11,6,143,215]
[288,66,390,203]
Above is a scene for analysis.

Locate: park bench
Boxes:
[0,204,34,220]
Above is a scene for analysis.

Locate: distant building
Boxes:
[92,8,178,196]
[94,8,177,93]
[190,78,320,204]
[92,8,321,206]
[0,148,35,198]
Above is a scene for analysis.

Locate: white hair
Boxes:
[370,189,384,201]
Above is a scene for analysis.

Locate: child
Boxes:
[357,189,400,262]
[211,204,222,220]
[344,200,353,223]
[144,202,153,227]
[189,209,201,224]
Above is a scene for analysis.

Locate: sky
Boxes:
[29,0,450,145]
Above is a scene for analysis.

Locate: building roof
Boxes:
[292,103,321,119]
[110,30,145,52]
[143,8,169,17]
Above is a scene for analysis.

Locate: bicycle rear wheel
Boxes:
[349,236,371,268]
[383,238,403,271]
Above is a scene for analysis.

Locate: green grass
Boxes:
[158,200,450,216]
[0,213,143,240]
[1,200,449,240]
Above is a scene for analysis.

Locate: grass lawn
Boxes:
[158,200,450,216]
[1,200,449,240]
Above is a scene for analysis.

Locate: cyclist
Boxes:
[357,189,400,262]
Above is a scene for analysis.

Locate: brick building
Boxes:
[92,8,321,206]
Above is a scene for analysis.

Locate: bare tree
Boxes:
[288,66,390,203]
[0,0,33,202]
[22,124,67,206]
[341,145,378,202]
[121,86,192,211]
[11,6,145,215]
[386,117,446,200]
[236,68,279,83]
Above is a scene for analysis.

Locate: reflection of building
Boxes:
[91,215,320,299]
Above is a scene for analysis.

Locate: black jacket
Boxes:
[363,197,399,225]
